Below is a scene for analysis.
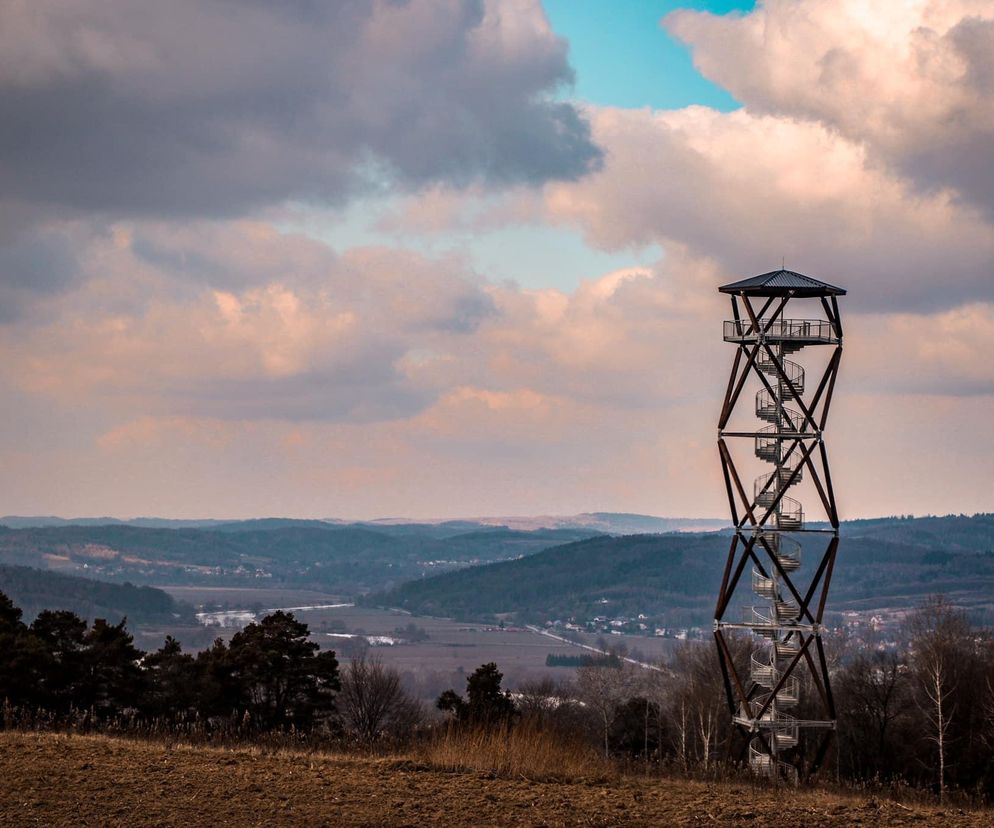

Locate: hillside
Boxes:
[371,514,994,626]
[0,565,193,624]
[1,732,984,827]
[372,534,718,624]
[0,521,600,595]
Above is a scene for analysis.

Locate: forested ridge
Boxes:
[0,521,600,594]
[4,513,994,632]
[371,514,994,624]
[0,565,192,625]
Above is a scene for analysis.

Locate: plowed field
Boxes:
[0,732,988,827]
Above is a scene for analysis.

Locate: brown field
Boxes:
[146,592,680,695]
[1,732,990,827]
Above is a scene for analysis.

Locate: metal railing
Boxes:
[774,721,800,749]
[775,638,801,660]
[755,390,805,430]
[755,352,806,395]
[755,425,810,458]
[724,318,838,343]
[756,532,802,571]
[752,568,777,600]
[752,678,801,710]
[745,605,779,637]
[748,743,800,782]
[775,496,804,530]
[776,600,800,622]
[751,651,777,687]
[749,743,775,774]
[776,677,800,706]
[755,467,803,502]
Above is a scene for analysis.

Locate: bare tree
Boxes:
[836,649,910,780]
[635,666,671,763]
[339,654,422,745]
[922,651,953,800]
[515,676,588,736]
[515,676,560,724]
[576,663,635,757]
[666,642,734,771]
[679,646,723,772]
[633,668,669,760]
[908,597,971,801]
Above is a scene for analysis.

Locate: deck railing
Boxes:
[723,318,838,343]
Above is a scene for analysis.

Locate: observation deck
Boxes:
[723,318,840,346]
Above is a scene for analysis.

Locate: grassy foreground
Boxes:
[0,731,989,827]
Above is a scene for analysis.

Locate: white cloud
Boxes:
[541,106,994,311]
[667,0,994,216]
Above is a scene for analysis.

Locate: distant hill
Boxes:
[0,565,193,625]
[364,513,729,534]
[1,512,729,534]
[0,522,602,595]
[208,518,342,533]
[369,534,719,625]
[5,512,993,625]
[838,514,994,550]
[558,513,729,534]
[0,516,231,529]
[369,514,994,627]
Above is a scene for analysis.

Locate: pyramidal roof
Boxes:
[718,269,846,297]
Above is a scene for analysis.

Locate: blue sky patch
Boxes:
[542,0,754,111]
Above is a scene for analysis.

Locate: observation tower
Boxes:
[713,269,845,780]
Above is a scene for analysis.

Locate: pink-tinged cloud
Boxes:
[1,216,993,520]
[667,0,994,217]
[539,106,994,312]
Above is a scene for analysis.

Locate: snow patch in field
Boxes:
[196,603,355,628]
[325,633,402,646]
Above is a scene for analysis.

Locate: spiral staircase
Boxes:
[748,334,807,776]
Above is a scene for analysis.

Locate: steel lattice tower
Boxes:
[713,269,845,780]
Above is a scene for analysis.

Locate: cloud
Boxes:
[0,0,600,220]
[0,223,82,321]
[847,303,994,397]
[540,106,994,312]
[0,221,724,422]
[667,0,994,217]
[2,213,993,519]
[96,415,238,451]
[10,213,994,428]
[1,222,496,422]
[0,222,739,517]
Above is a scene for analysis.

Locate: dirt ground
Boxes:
[1,732,990,827]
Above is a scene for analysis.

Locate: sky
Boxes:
[1,0,993,521]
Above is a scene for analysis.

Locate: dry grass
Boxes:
[3,731,992,827]
[418,723,614,781]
